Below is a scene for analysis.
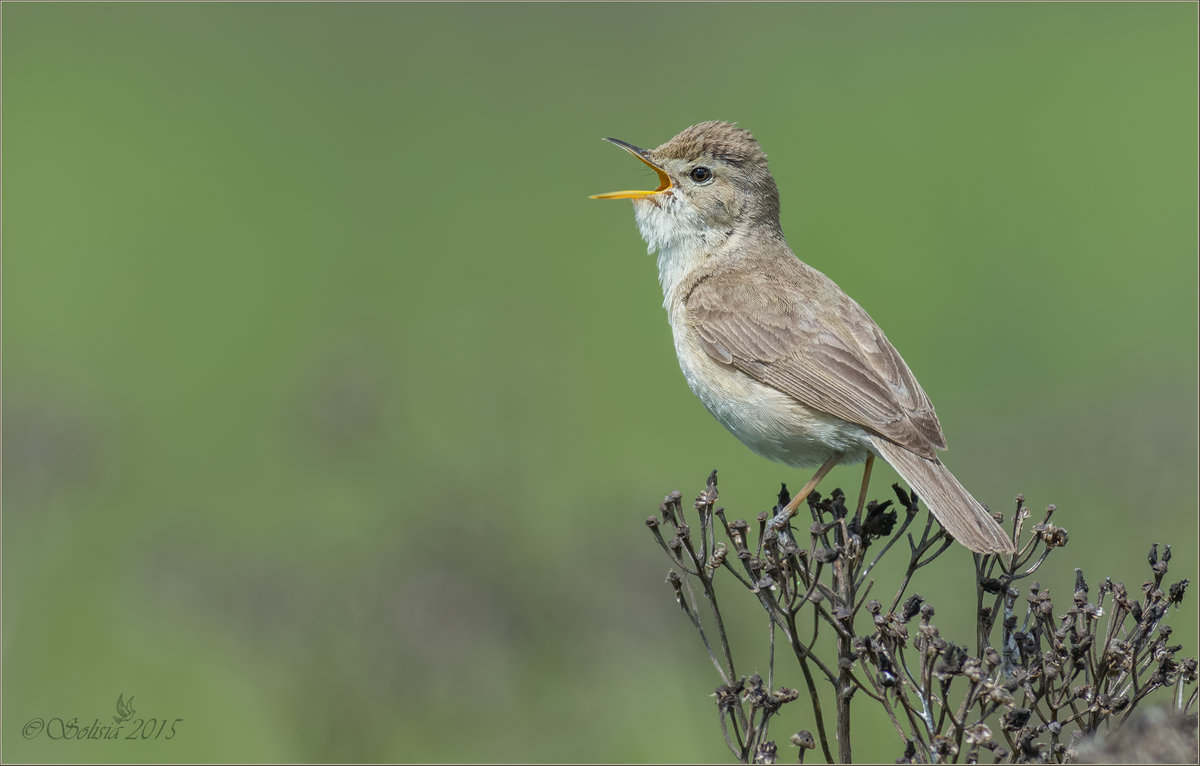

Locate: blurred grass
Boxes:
[3,2,1196,762]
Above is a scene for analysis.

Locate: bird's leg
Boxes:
[854,453,876,521]
[781,452,844,520]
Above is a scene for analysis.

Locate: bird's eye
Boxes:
[689,166,713,183]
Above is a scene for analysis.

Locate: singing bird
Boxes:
[593,121,1013,554]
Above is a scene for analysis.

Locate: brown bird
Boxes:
[593,121,1013,554]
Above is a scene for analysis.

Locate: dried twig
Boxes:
[647,470,1197,764]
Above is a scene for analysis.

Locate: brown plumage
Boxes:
[594,121,1014,554]
[684,258,947,458]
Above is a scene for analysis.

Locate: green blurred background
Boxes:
[4,2,1196,762]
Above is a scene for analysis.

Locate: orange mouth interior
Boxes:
[590,141,672,199]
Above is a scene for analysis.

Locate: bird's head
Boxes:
[591,121,781,253]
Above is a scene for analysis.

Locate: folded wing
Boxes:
[685,262,947,459]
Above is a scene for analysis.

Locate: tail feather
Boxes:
[870,437,1014,554]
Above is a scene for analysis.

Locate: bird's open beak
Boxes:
[590,138,673,199]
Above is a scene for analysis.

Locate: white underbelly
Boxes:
[672,327,874,468]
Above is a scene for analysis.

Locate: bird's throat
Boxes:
[632,196,712,309]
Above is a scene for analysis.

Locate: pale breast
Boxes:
[671,321,874,468]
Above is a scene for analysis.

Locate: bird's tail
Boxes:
[870,437,1014,554]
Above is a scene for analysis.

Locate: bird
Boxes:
[592,121,1013,554]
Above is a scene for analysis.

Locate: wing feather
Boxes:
[685,260,947,458]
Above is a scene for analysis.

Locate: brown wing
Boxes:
[685,259,947,458]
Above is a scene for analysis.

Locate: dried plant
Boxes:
[647,470,1197,764]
